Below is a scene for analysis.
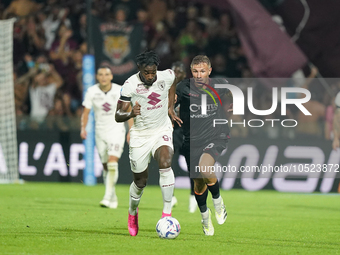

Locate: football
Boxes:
[156,217,181,239]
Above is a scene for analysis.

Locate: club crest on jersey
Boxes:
[158,81,165,91]
[136,83,149,94]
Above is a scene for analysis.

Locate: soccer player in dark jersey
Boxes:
[171,61,197,213]
[175,55,229,236]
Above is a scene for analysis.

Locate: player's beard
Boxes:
[140,73,157,86]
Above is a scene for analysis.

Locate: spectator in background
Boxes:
[28,64,63,128]
[136,8,153,46]
[113,4,129,24]
[111,0,141,22]
[147,0,167,26]
[295,67,326,138]
[46,95,69,131]
[3,0,42,19]
[210,54,227,78]
[22,15,46,57]
[61,49,83,116]
[175,20,203,61]
[198,4,218,35]
[72,13,87,45]
[164,9,178,40]
[42,5,71,50]
[49,22,78,81]
[149,22,173,69]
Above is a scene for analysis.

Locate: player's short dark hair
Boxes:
[171,61,186,72]
[97,65,112,74]
[190,55,211,68]
[136,50,160,67]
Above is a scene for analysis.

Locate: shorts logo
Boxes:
[102,102,111,112]
[162,135,171,141]
[158,81,165,91]
[204,143,214,151]
[147,92,161,106]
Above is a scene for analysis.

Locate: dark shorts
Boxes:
[182,139,228,178]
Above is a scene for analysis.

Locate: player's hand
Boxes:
[169,109,183,127]
[126,131,130,145]
[80,129,87,139]
[332,139,339,150]
[227,103,233,112]
[130,101,141,117]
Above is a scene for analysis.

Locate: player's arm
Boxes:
[115,100,140,122]
[126,106,134,144]
[168,77,183,126]
[80,107,91,139]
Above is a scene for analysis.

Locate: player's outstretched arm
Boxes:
[80,107,91,139]
[115,100,141,122]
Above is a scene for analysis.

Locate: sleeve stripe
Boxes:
[119,96,131,102]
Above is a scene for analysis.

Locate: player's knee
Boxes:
[194,179,206,191]
[134,177,147,189]
[158,157,172,169]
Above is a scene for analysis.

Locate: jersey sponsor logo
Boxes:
[189,93,199,97]
[147,92,161,106]
[190,103,217,113]
[147,105,163,110]
[158,81,165,91]
[102,102,111,112]
[136,84,149,94]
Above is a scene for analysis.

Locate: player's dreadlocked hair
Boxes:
[136,50,160,67]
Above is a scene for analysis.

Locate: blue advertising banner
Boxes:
[82,55,96,185]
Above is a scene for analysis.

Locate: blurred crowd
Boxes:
[1,0,336,140]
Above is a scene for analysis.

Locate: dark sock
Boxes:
[207,181,220,199]
[190,178,195,195]
[195,188,208,213]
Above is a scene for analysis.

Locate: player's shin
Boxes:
[103,162,118,201]
[129,182,143,216]
[195,187,208,213]
[159,167,175,216]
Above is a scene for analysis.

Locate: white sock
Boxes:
[103,162,118,201]
[159,167,175,214]
[212,196,223,214]
[201,209,209,225]
[102,170,107,185]
[129,182,143,216]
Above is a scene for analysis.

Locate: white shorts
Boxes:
[129,130,173,173]
[95,128,126,163]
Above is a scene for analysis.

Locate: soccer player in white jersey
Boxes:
[115,51,182,236]
[81,66,132,209]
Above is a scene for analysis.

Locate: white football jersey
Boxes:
[82,83,125,139]
[120,69,175,134]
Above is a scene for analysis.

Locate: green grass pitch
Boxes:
[0,182,339,255]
